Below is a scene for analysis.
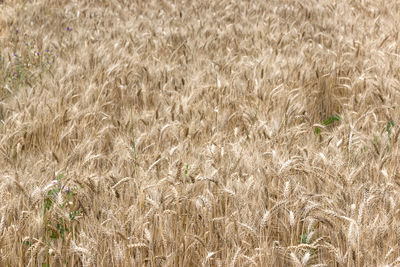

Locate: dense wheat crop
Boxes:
[1,0,400,266]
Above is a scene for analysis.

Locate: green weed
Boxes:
[315,115,341,135]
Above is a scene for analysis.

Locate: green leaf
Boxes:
[386,120,395,139]
[315,115,341,135]
[56,173,64,181]
[322,115,341,126]
[184,163,189,175]
[21,240,31,246]
[49,230,57,239]
[44,198,53,212]
[299,234,308,244]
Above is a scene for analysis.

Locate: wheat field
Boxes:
[0,0,400,266]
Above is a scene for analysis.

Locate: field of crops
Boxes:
[1,0,400,266]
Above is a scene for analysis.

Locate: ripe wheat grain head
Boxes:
[0,0,400,266]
